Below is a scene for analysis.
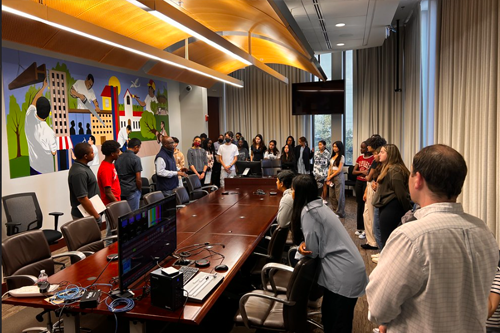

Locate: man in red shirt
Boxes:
[98,140,122,243]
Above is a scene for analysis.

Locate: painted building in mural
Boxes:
[121,89,142,131]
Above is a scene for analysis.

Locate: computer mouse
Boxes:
[214,264,228,272]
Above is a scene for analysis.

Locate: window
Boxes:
[345,50,354,165]
[313,53,333,151]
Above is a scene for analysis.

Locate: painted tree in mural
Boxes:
[140,111,158,139]
[7,95,26,158]
[52,62,77,109]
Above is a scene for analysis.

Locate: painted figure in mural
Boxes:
[78,122,84,135]
[86,123,92,135]
[156,120,168,144]
[88,135,100,166]
[70,120,76,135]
[135,79,158,114]
[117,125,131,152]
[70,73,101,112]
[25,78,57,175]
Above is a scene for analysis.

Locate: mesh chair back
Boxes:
[2,192,42,235]
[105,201,132,231]
[283,256,320,331]
[143,191,165,205]
[173,187,190,205]
[61,217,103,257]
[2,230,54,281]
[261,160,281,177]
[187,174,202,191]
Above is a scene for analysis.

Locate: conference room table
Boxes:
[3,181,282,333]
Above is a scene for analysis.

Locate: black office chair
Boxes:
[2,192,63,245]
[261,159,282,177]
[61,216,117,264]
[344,165,357,197]
[151,174,158,191]
[235,256,321,332]
[143,191,165,205]
[141,177,152,198]
[186,174,218,200]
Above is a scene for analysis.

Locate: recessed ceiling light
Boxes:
[337,43,345,46]
[335,23,346,27]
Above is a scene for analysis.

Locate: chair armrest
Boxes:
[176,205,186,209]
[5,275,38,289]
[49,212,64,230]
[261,262,294,293]
[192,189,209,196]
[52,251,86,263]
[239,292,295,328]
[81,251,95,257]
[5,222,21,226]
[200,185,218,192]
[252,252,271,259]
[102,235,118,243]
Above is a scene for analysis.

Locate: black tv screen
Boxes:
[292,80,345,115]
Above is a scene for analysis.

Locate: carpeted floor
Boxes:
[2,194,379,333]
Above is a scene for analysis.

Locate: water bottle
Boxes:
[37,270,48,284]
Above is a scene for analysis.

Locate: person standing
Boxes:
[264,140,281,160]
[68,143,101,222]
[367,144,498,333]
[237,138,250,161]
[280,144,296,171]
[115,138,143,211]
[117,125,131,152]
[372,144,412,249]
[155,136,188,196]
[276,170,295,228]
[88,135,100,166]
[326,141,345,218]
[313,140,330,203]
[25,78,57,175]
[294,137,312,175]
[250,134,266,162]
[187,136,208,183]
[293,175,368,333]
[352,141,374,238]
[217,131,239,188]
[172,136,185,187]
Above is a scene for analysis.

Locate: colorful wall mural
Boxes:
[3,48,169,179]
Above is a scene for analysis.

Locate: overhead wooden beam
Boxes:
[8,62,46,90]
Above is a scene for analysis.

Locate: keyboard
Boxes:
[178,266,199,286]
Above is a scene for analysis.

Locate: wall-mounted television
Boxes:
[292,80,345,115]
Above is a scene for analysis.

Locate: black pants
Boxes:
[354,180,367,230]
[379,198,406,248]
[322,288,358,333]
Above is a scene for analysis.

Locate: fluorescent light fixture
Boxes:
[335,23,346,27]
[127,0,252,66]
[337,43,345,46]
[2,4,244,87]
[297,90,343,92]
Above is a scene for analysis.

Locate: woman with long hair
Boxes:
[372,144,412,249]
[202,138,215,184]
[264,140,281,160]
[294,136,312,174]
[313,140,330,203]
[187,136,208,182]
[280,144,296,171]
[326,141,345,218]
[237,138,250,161]
[292,175,367,333]
[282,135,296,153]
[250,134,266,162]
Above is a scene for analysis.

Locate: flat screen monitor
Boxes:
[292,80,345,115]
[235,161,262,176]
[117,195,177,292]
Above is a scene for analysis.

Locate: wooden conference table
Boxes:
[3,180,281,332]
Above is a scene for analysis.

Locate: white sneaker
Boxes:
[358,232,366,239]
[373,329,380,333]
[371,253,379,258]
[354,230,363,236]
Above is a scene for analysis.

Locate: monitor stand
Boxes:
[110,289,134,299]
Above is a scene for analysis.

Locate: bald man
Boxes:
[155,136,187,196]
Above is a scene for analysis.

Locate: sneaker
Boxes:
[373,329,380,333]
[361,244,378,250]
[371,253,379,258]
[372,257,379,264]
[358,232,366,239]
[355,230,363,236]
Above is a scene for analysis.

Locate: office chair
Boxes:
[104,201,132,234]
[235,256,321,332]
[186,174,218,200]
[143,191,165,205]
[2,230,86,333]
[150,174,158,191]
[141,177,152,198]
[261,159,282,177]
[344,165,357,197]
[2,192,63,245]
[61,217,117,264]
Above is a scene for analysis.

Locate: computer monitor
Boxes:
[117,195,177,294]
[235,161,262,176]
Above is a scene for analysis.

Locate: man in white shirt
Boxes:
[25,79,57,175]
[70,74,100,112]
[117,125,131,152]
[135,79,158,114]
[155,136,187,196]
[366,144,498,333]
[217,131,238,188]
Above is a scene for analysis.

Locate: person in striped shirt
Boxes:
[487,266,500,332]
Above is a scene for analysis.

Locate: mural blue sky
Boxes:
[3,47,169,179]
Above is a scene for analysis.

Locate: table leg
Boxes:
[129,320,146,333]
[63,313,80,333]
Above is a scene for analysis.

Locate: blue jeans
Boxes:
[373,207,382,250]
[123,189,141,211]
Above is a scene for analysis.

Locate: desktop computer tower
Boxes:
[150,268,185,311]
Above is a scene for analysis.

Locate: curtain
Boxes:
[434,0,500,235]
[225,65,313,149]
